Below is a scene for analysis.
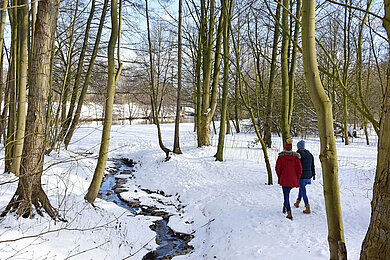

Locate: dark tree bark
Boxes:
[1,0,61,220]
[173,0,183,154]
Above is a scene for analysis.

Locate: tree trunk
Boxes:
[232,28,273,185]
[0,0,7,143]
[357,0,373,145]
[360,0,390,258]
[173,0,183,154]
[280,0,291,143]
[1,0,60,220]
[264,3,281,148]
[144,0,170,160]
[234,77,240,133]
[302,1,346,259]
[287,0,300,127]
[5,7,18,173]
[60,0,96,144]
[342,0,351,145]
[215,0,232,162]
[58,0,79,140]
[226,107,231,135]
[12,0,29,176]
[64,0,109,148]
[195,32,202,136]
[85,0,121,203]
[197,0,223,147]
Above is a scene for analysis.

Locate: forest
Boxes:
[0,0,389,259]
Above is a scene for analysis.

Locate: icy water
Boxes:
[98,159,193,260]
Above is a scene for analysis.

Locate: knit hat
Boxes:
[284,138,292,151]
[297,140,305,149]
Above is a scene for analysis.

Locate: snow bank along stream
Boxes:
[98,158,193,259]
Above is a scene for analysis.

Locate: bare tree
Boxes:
[301,0,346,258]
[1,0,61,220]
[85,0,122,203]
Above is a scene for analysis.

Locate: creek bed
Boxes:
[98,158,193,259]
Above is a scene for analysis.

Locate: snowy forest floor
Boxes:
[0,123,377,259]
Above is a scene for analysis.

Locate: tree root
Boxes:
[1,188,67,222]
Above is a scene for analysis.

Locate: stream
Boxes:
[98,158,193,260]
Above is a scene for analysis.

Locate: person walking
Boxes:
[293,140,316,214]
[275,139,302,220]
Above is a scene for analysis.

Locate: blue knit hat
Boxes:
[297,140,305,149]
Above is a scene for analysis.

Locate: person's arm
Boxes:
[311,153,316,180]
[276,157,282,178]
[297,158,303,179]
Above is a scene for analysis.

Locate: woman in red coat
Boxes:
[275,141,302,220]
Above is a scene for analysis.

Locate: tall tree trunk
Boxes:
[232,28,272,185]
[226,107,231,135]
[59,0,79,138]
[1,68,10,145]
[5,7,18,173]
[301,1,346,259]
[0,0,7,143]
[144,0,170,160]
[12,0,29,176]
[85,0,122,203]
[64,0,109,148]
[59,0,96,145]
[215,0,232,162]
[280,0,291,143]
[287,0,300,127]
[233,77,240,133]
[195,33,202,136]
[342,0,351,145]
[264,3,281,148]
[197,0,223,147]
[173,0,183,154]
[1,0,61,220]
[360,0,390,258]
[357,0,373,144]
[28,0,36,74]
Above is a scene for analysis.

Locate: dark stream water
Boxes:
[98,159,193,259]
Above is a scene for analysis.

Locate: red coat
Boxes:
[275,151,302,187]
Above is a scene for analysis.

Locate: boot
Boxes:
[294,200,300,208]
[283,205,286,213]
[303,204,311,214]
[286,210,293,220]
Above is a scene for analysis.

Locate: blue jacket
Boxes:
[297,149,315,179]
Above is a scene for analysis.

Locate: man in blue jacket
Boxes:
[293,140,315,214]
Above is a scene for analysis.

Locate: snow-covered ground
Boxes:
[0,123,377,259]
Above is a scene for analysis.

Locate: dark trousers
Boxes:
[282,186,293,211]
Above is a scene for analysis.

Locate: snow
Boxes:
[0,122,377,259]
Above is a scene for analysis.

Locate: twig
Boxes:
[121,235,157,260]
[64,240,110,259]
